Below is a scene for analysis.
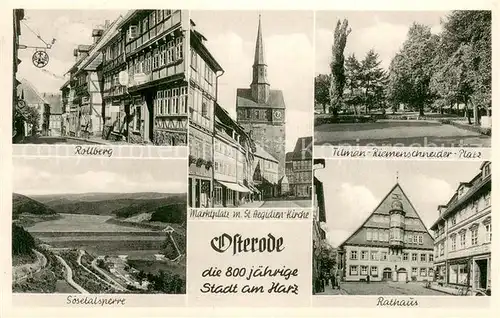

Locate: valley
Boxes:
[12,192,187,294]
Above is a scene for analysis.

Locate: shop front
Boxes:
[214,180,250,207]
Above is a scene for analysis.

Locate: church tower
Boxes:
[250,15,270,104]
[236,15,286,180]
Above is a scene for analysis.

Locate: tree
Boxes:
[344,54,363,114]
[24,106,41,136]
[314,74,330,113]
[329,19,351,119]
[430,10,491,124]
[359,50,388,113]
[387,23,438,116]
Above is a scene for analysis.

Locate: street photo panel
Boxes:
[13,9,189,146]
[12,157,187,295]
[313,159,491,297]
[314,11,492,148]
[188,10,314,209]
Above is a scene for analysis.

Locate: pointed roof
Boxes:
[17,79,48,105]
[253,14,266,66]
[339,183,434,249]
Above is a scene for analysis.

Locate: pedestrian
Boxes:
[331,274,336,290]
[366,274,370,284]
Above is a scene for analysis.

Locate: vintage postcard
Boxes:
[2,1,498,317]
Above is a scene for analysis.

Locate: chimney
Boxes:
[92,28,104,44]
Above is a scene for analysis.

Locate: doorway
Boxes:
[397,268,408,282]
[474,259,488,290]
[383,268,392,281]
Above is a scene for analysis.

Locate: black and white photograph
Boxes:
[314,11,492,147]
[313,160,491,296]
[188,10,314,208]
[12,157,187,294]
[13,9,189,146]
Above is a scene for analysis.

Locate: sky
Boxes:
[13,157,187,195]
[17,9,126,94]
[191,10,314,152]
[315,10,450,75]
[315,160,484,248]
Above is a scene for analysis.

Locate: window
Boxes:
[420,254,426,262]
[407,234,413,244]
[361,250,368,260]
[360,265,368,276]
[175,37,183,60]
[180,86,188,114]
[429,254,434,262]
[366,229,372,241]
[349,265,358,276]
[418,235,423,245]
[370,251,378,261]
[429,268,434,278]
[201,98,208,118]
[451,216,456,226]
[420,268,427,277]
[439,242,445,256]
[373,230,379,241]
[471,227,478,245]
[350,250,358,260]
[382,252,388,261]
[413,235,418,244]
[451,235,457,251]
[403,253,408,261]
[371,266,378,277]
[412,267,418,276]
[485,223,492,243]
[460,231,466,249]
[411,253,417,262]
[153,48,159,69]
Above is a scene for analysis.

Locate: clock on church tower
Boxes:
[273,109,283,122]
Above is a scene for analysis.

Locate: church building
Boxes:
[236,15,286,181]
[338,183,435,282]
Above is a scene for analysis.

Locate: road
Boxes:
[77,250,126,292]
[13,249,47,282]
[55,255,89,294]
[261,199,311,208]
[336,282,450,295]
[315,121,491,147]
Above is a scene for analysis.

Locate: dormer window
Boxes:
[483,162,491,178]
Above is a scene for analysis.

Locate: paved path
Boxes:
[238,201,264,208]
[261,200,311,208]
[55,255,89,294]
[315,121,490,147]
[339,282,450,295]
[316,283,348,295]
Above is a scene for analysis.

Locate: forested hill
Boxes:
[22,192,187,216]
[12,223,36,256]
[12,193,57,218]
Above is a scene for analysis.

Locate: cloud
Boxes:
[13,160,186,195]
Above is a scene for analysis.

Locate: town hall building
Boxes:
[236,15,286,181]
[338,183,435,282]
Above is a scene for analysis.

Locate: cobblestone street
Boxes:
[335,282,451,295]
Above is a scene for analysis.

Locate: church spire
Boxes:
[251,14,270,104]
[253,14,266,66]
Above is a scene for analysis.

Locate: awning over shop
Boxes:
[248,184,260,193]
[238,183,252,193]
[217,180,250,193]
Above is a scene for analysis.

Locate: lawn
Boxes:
[314,121,491,147]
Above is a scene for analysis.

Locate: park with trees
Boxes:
[314,11,491,147]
